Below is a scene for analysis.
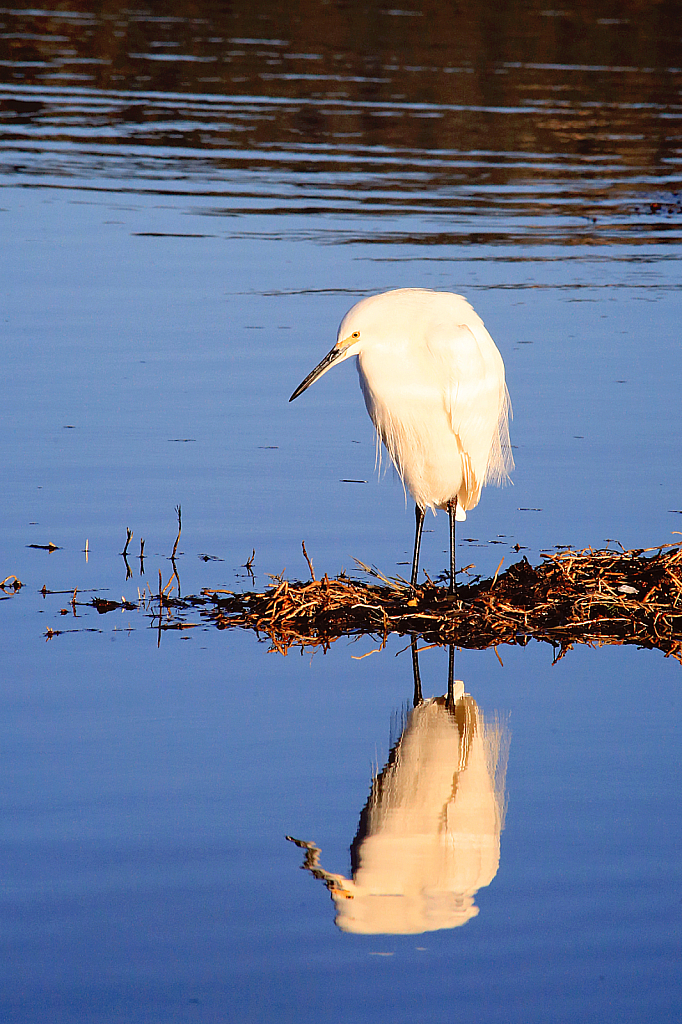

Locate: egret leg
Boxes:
[448,498,458,595]
[446,644,455,707]
[411,503,425,588]
[411,636,423,707]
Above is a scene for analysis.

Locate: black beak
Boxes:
[289,346,344,402]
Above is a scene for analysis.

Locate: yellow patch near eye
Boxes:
[336,331,360,349]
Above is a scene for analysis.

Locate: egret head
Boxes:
[289,289,449,402]
[289,322,363,402]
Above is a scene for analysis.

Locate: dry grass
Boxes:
[153,541,682,663]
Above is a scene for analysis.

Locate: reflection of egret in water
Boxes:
[287,643,509,934]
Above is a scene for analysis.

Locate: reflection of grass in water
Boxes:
[12,542,682,662]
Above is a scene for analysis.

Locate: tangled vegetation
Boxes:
[8,539,681,662]
[160,542,682,663]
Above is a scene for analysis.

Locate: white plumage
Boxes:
[345,289,512,516]
[287,686,509,935]
[290,288,512,588]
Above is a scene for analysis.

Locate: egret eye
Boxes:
[352,331,360,339]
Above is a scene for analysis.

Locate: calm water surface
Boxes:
[1,3,681,1022]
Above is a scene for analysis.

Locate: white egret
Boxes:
[290,288,512,591]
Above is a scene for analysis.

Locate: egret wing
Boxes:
[427,322,511,501]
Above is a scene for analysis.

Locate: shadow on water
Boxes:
[287,639,510,935]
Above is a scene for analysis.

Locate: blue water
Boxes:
[1,4,681,1022]
[2,634,680,1023]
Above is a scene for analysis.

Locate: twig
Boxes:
[0,575,23,590]
[302,541,316,581]
[172,505,182,559]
